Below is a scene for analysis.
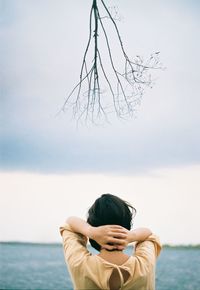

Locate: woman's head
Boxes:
[87,193,136,251]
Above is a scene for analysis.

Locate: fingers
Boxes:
[109,225,124,229]
[107,236,127,245]
[101,225,128,236]
[109,225,127,231]
[111,232,128,238]
[102,244,116,251]
[106,227,128,245]
[102,243,126,251]
[108,230,128,239]
[110,228,128,234]
[108,227,128,233]
[94,225,129,250]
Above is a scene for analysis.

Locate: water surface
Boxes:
[0,242,200,290]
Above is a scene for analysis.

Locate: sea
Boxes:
[0,242,200,290]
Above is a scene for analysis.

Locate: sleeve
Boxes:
[134,234,162,265]
[59,223,90,269]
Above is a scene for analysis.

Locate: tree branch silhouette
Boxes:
[62,0,162,124]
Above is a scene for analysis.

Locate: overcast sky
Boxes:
[1,0,200,244]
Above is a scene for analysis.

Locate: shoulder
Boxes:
[136,234,162,254]
[134,234,162,264]
[59,223,90,267]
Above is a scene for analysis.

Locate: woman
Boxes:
[60,193,161,290]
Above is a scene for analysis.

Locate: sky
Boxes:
[0,0,200,244]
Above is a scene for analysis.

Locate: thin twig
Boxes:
[61,0,162,124]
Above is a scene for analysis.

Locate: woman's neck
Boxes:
[98,248,129,265]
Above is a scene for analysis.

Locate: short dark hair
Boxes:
[87,193,136,251]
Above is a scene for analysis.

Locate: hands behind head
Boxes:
[88,225,129,251]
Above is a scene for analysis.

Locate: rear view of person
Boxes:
[60,193,161,290]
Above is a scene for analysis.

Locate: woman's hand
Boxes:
[88,225,129,251]
[66,217,138,250]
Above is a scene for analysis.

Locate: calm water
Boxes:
[0,242,200,290]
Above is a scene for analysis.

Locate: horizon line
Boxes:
[1,241,200,248]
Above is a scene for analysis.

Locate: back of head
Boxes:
[87,193,136,251]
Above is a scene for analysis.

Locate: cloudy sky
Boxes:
[1,0,200,244]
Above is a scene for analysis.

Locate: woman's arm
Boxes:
[66,217,151,248]
[127,228,152,243]
[66,216,92,237]
[66,216,128,250]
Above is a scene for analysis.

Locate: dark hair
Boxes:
[87,193,136,251]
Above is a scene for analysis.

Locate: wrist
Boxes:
[86,224,94,239]
[127,230,137,243]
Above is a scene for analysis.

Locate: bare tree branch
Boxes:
[61,0,162,124]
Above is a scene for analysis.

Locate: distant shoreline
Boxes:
[1,241,200,249]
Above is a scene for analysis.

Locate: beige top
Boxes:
[60,224,162,290]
